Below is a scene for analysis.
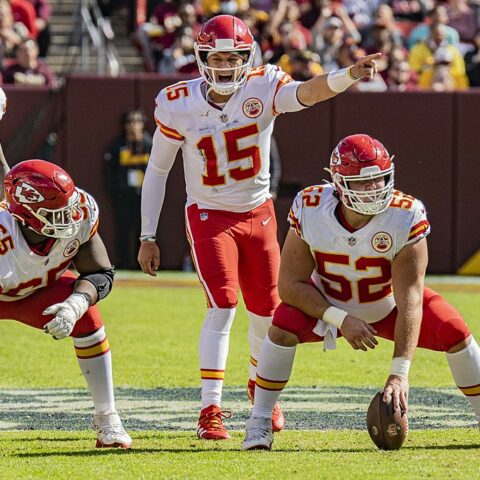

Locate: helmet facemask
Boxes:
[329,165,395,215]
[194,45,255,96]
[15,189,83,239]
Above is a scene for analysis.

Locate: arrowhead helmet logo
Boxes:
[15,182,45,203]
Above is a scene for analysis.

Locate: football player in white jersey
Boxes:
[138,14,381,440]
[242,134,480,450]
[0,159,132,449]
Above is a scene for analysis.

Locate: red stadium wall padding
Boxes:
[0,86,64,167]
[332,92,455,274]
[1,80,478,273]
[455,92,480,270]
[64,75,137,264]
[273,101,332,243]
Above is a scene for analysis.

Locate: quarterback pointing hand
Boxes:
[138,14,380,440]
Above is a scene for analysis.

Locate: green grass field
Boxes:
[0,273,479,479]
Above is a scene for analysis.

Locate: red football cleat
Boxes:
[197,405,232,440]
[248,379,285,432]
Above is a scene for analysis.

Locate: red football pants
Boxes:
[273,287,470,351]
[0,270,104,337]
[185,200,281,316]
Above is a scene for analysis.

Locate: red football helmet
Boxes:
[328,134,394,215]
[194,15,255,96]
[4,160,83,238]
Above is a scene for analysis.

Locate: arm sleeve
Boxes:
[274,79,308,114]
[140,128,181,236]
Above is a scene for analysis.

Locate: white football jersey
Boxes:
[154,64,294,212]
[0,189,99,301]
[289,184,431,323]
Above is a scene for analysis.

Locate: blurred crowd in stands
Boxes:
[132,0,480,90]
[0,0,55,86]
[1,0,480,90]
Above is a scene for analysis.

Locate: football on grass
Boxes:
[366,391,408,450]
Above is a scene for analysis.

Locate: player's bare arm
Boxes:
[73,232,113,304]
[278,229,324,316]
[278,229,377,351]
[384,237,428,411]
[297,53,382,107]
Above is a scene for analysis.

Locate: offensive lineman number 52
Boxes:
[197,123,261,187]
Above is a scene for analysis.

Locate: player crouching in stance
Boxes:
[0,159,132,449]
[243,134,480,450]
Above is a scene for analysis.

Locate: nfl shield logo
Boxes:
[347,237,356,247]
[200,212,209,221]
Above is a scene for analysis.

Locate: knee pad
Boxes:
[202,307,236,334]
[248,311,272,340]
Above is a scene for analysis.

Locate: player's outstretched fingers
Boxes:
[351,53,382,79]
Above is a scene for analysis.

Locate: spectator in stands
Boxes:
[361,4,404,51]
[0,0,29,64]
[178,2,200,37]
[313,16,348,71]
[158,27,198,73]
[26,0,51,58]
[408,5,460,49]
[387,59,418,90]
[10,0,36,38]
[201,0,249,18]
[362,22,396,78]
[283,49,323,80]
[342,0,383,30]
[311,2,361,71]
[446,0,479,51]
[388,0,430,39]
[465,29,480,86]
[427,52,457,90]
[267,0,313,55]
[389,44,409,64]
[3,38,56,86]
[265,17,310,65]
[136,0,182,71]
[409,24,468,88]
[105,109,152,270]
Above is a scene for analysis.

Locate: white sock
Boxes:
[199,307,236,409]
[74,327,115,414]
[446,336,480,422]
[252,336,296,418]
[248,311,272,382]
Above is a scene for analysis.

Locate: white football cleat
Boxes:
[93,409,132,449]
[242,416,273,451]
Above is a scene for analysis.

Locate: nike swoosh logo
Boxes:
[261,217,272,226]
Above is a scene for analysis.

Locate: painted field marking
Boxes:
[0,386,474,431]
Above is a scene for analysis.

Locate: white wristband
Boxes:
[322,306,348,329]
[390,357,411,379]
[327,67,359,93]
